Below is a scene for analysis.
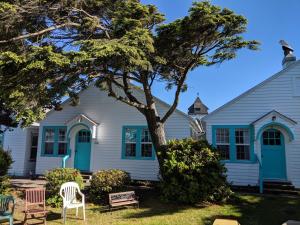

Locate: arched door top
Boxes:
[256,122,294,142]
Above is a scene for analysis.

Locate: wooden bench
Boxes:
[109,191,139,211]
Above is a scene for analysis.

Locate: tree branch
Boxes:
[0,22,81,44]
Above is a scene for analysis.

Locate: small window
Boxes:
[235,128,250,160]
[216,128,230,160]
[263,130,281,146]
[141,129,152,157]
[58,128,67,155]
[125,128,137,157]
[30,133,38,161]
[78,130,91,143]
[44,128,55,154]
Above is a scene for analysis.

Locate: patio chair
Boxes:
[23,188,48,225]
[0,195,15,225]
[59,182,85,224]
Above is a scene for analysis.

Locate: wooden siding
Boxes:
[3,127,28,176]
[205,61,300,187]
[35,86,191,180]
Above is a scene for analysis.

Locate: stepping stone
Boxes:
[213,219,240,225]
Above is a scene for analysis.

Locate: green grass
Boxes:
[7,192,300,225]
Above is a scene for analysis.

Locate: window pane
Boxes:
[45,143,54,154]
[125,143,136,157]
[216,128,229,144]
[217,145,230,160]
[236,145,250,160]
[58,143,67,155]
[142,144,152,157]
[45,129,54,141]
[59,128,67,142]
[141,129,151,142]
[125,128,137,142]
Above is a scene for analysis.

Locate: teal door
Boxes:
[74,129,91,172]
[261,129,287,180]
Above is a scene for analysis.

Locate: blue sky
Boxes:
[141,0,300,113]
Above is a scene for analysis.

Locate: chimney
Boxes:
[279,40,296,68]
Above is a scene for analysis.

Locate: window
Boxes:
[30,133,38,161]
[141,129,152,157]
[58,128,67,155]
[125,128,137,157]
[235,128,250,160]
[42,126,68,156]
[213,126,253,162]
[44,128,55,155]
[78,130,91,143]
[216,128,230,160]
[122,126,154,159]
[263,130,281,145]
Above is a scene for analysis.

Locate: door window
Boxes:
[78,130,91,143]
[263,130,281,145]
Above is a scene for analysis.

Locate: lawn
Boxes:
[7,190,300,225]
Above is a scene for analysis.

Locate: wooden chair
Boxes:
[0,195,15,225]
[24,188,47,225]
[59,182,85,224]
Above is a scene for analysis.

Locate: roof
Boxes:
[203,60,300,121]
[188,97,209,115]
[251,110,297,125]
[45,82,199,130]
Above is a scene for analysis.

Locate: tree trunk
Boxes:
[144,108,168,180]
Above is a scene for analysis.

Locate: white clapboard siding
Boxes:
[35,85,191,180]
[3,127,28,176]
[204,61,300,187]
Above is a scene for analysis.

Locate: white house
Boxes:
[2,85,201,180]
[203,43,300,192]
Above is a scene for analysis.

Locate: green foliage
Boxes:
[158,139,232,204]
[0,147,13,194]
[45,168,84,207]
[89,169,131,203]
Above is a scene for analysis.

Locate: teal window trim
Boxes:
[212,125,255,163]
[121,125,155,160]
[41,126,68,157]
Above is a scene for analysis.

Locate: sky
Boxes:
[141,0,300,113]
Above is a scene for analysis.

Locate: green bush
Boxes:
[45,168,84,207]
[89,169,131,203]
[0,147,13,194]
[158,138,232,204]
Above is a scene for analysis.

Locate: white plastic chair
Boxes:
[59,182,85,223]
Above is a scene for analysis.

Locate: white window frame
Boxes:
[58,128,68,155]
[124,128,137,157]
[44,128,55,154]
[141,128,153,158]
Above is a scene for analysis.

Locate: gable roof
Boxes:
[251,110,297,125]
[203,60,300,121]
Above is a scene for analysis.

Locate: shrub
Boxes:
[45,168,84,207]
[158,138,232,204]
[0,147,13,194]
[89,169,131,203]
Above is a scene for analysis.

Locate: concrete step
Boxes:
[264,183,295,191]
[263,188,299,196]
